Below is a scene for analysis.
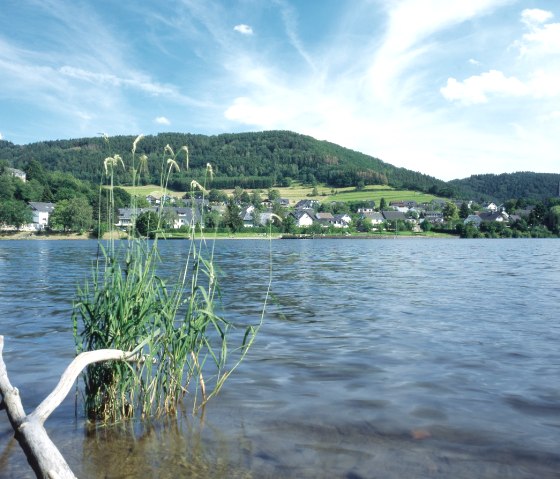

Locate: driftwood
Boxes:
[0,335,139,479]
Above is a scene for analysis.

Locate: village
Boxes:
[16,195,523,234]
[0,167,549,237]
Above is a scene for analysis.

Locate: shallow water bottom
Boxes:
[4,410,557,479]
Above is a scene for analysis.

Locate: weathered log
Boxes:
[0,335,138,479]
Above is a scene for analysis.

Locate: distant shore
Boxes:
[0,231,281,241]
[1,231,453,241]
[0,231,93,240]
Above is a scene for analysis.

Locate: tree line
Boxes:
[450,172,560,203]
[0,131,453,194]
[0,159,130,233]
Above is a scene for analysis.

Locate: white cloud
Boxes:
[154,116,171,125]
[441,67,560,105]
[516,9,560,56]
[521,21,560,54]
[441,70,527,104]
[528,69,560,98]
[541,110,560,121]
[0,132,3,140]
[521,8,554,26]
[221,0,560,180]
[233,24,253,35]
[366,0,511,102]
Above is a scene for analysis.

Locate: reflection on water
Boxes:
[1,238,559,478]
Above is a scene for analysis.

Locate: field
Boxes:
[122,183,441,206]
[121,185,183,198]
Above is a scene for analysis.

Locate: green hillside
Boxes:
[450,172,560,202]
[4,132,558,203]
[0,131,454,196]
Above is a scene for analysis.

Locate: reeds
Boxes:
[72,136,262,422]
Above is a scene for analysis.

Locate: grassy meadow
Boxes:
[123,183,441,206]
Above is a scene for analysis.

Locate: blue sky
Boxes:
[1,0,559,181]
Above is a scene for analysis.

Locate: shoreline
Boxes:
[0,231,94,240]
[1,231,454,241]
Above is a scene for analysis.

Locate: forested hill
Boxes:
[0,130,453,195]
[449,172,560,203]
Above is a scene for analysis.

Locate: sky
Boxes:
[1,0,559,181]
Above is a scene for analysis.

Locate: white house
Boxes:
[362,212,384,225]
[484,202,498,213]
[116,207,202,229]
[173,207,201,229]
[333,213,352,228]
[28,202,55,230]
[7,168,26,182]
[240,205,256,227]
[292,209,315,227]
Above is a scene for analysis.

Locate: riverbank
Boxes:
[1,230,455,241]
[0,231,283,241]
[0,231,93,240]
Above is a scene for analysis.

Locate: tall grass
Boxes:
[73,136,262,422]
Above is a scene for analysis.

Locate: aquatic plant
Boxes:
[72,136,262,421]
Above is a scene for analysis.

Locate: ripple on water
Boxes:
[1,239,560,478]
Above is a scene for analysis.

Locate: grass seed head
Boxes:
[181,146,189,170]
[167,158,180,172]
[190,179,208,195]
[104,154,125,174]
[164,144,174,156]
[132,134,144,154]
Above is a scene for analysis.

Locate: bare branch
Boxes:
[29,349,139,424]
[0,336,142,479]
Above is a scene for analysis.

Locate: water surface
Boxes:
[1,238,559,478]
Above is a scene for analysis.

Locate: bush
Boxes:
[73,138,263,422]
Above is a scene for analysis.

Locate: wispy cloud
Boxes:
[1,0,559,180]
[58,66,204,106]
[273,0,317,71]
[221,0,529,179]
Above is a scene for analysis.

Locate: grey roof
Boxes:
[381,210,406,221]
[362,212,384,221]
[333,214,351,224]
[118,206,201,222]
[240,206,254,222]
[292,209,316,221]
[29,202,55,213]
[478,212,507,222]
[295,199,319,209]
[7,167,26,177]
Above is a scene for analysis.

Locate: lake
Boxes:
[0,238,559,478]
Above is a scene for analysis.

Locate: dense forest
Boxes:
[2,131,559,202]
[0,131,455,195]
[450,172,560,203]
